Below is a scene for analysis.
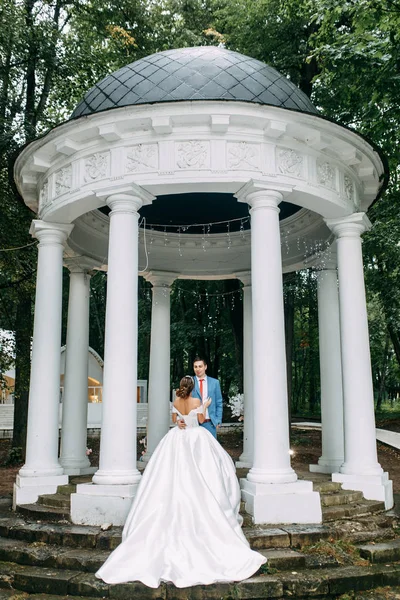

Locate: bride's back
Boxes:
[173,395,200,416]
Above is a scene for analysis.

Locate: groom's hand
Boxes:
[177,420,186,429]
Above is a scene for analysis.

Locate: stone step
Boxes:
[0,517,122,550]
[16,504,70,523]
[241,513,252,527]
[258,548,306,570]
[322,499,386,522]
[0,537,330,578]
[0,537,109,573]
[320,490,364,507]
[1,560,400,598]
[0,514,395,554]
[37,494,71,509]
[0,592,103,600]
[244,524,338,550]
[56,484,76,496]
[358,539,400,564]
[313,481,342,494]
[0,537,337,577]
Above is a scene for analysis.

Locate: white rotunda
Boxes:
[13,46,392,525]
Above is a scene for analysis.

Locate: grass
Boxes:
[259,563,278,575]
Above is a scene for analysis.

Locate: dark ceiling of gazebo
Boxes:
[98,193,301,233]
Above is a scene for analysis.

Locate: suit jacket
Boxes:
[193,375,223,428]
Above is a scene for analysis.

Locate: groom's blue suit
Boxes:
[193,376,223,438]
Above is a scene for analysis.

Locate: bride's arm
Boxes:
[172,399,186,429]
[172,399,179,424]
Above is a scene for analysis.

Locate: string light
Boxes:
[0,241,37,252]
[139,216,250,231]
[139,285,243,300]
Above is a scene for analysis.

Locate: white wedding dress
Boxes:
[96,406,266,588]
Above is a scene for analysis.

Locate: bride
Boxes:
[96,375,266,588]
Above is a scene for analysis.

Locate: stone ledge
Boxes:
[358,539,400,564]
[2,562,400,599]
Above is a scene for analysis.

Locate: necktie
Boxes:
[199,379,204,400]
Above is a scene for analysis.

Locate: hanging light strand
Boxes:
[139,215,250,231]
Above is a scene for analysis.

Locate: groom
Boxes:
[193,356,223,438]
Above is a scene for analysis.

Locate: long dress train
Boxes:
[96,407,266,588]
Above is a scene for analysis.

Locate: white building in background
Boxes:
[0,346,148,432]
[0,329,15,404]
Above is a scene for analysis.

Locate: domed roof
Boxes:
[71,46,317,119]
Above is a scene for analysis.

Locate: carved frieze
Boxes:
[126,144,158,173]
[317,161,335,189]
[227,142,259,170]
[55,166,72,196]
[84,153,109,182]
[177,141,209,169]
[277,148,303,178]
[39,180,49,209]
[344,174,354,202]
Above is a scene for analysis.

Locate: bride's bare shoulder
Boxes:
[189,396,201,409]
[173,397,185,411]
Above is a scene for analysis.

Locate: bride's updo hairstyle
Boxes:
[176,376,194,399]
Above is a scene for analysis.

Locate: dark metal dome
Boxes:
[71,46,317,119]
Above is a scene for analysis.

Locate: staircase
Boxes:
[1,474,397,598]
[16,480,82,523]
[16,475,387,526]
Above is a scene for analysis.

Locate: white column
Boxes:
[142,271,176,461]
[237,183,321,524]
[236,272,253,469]
[60,260,96,476]
[71,192,151,526]
[326,213,393,508]
[14,221,73,507]
[310,250,344,474]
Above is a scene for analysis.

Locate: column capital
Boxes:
[144,270,178,288]
[235,179,292,208]
[236,271,251,287]
[106,193,143,214]
[325,213,371,238]
[96,182,155,207]
[64,256,100,275]
[30,220,74,245]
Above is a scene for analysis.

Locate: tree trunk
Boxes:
[388,323,400,369]
[12,290,33,457]
[376,334,390,411]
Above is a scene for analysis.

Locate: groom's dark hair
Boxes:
[193,355,207,365]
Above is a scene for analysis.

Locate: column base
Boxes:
[13,474,68,508]
[92,468,142,485]
[332,471,393,510]
[309,458,344,474]
[240,478,322,525]
[60,456,94,476]
[63,466,97,476]
[71,482,140,526]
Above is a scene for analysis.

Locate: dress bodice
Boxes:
[172,406,202,428]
